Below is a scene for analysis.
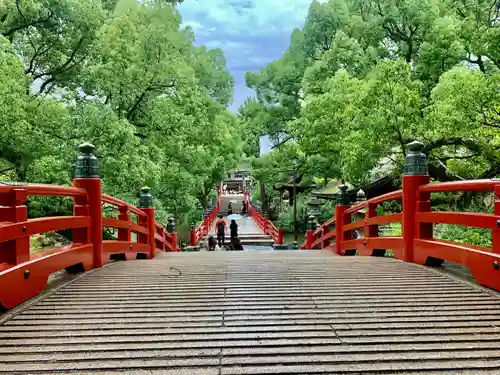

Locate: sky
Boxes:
[177,0,318,112]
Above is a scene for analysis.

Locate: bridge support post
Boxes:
[402,141,430,263]
[139,187,156,259]
[73,143,103,268]
[335,185,351,255]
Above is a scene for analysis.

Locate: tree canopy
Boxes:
[0,0,242,226]
[240,0,500,186]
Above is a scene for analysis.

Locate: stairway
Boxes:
[202,194,274,248]
[203,222,274,248]
[218,194,244,215]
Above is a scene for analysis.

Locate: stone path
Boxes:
[2,250,500,374]
[210,215,263,236]
[210,211,274,249]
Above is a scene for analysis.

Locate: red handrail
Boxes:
[190,187,222,246]
[301,177,500,292]
[0,181,178,309]
[245,192,284,245]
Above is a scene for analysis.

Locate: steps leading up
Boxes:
[202,233,274,247]
[204,195,273,248]
[219,194,244,215]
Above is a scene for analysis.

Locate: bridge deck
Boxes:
[1,251,500,374]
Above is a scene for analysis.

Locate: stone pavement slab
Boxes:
[210,215,263,235]
[2,251,500,374]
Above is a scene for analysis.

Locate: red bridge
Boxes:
[1,142,500,374]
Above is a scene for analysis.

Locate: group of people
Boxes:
[207,215,243,251]
[227,201,247,216]
[222,184,242,195]
[206,199,248,251]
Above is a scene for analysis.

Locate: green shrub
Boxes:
[277,195,309,233]
[434,224,491,248]
[380,222,402,236]
[433,200,493,248]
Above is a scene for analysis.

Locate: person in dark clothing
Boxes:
[241,201,247,216]
[215,215,226,248]
[230,219,238,241]
[207,236,217,251]
[231,237,244,251]
[227,202,233,215]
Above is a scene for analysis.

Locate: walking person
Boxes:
[227,202,233,216]
[215,215,226,248]
[241,200,247,216]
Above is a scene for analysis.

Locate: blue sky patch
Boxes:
[178,0,319,111]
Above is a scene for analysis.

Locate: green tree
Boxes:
[242,0,500,188]
[0,0,241,227]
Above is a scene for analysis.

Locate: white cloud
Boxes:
[182,20,203,30]
[178,0,321,110]
[179,0,316,36]
[206,40,248,51]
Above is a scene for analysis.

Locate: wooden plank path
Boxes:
[1,251,500,374]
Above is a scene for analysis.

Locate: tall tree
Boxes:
[0,0,242,226]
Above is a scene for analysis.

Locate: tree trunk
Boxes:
[259,181,268,214]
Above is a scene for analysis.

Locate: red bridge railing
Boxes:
[0,143,178,309]
[245,192,284,245]
[190,188,222,246]
[302,141,500,292]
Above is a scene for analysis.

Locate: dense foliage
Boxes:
[0,0,242,226]
[240,0,500,187]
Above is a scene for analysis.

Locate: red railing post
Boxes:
[277,228,284,245]
[171,232,178,251]
[139,187,156,259]
[73,190,90,248]
[305,230,314,249]
[320,226,326,249]
[156,225,165,252]
[335,184,351,255]
[354,190,376,255]
[190,224,196,246]
[117,206,131,243]
[166,217,178,251]
[0,187,29,265]
[493,185,500,255]
[73,143,103,268]
[402,141,430,263]
[305,215,316,249]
